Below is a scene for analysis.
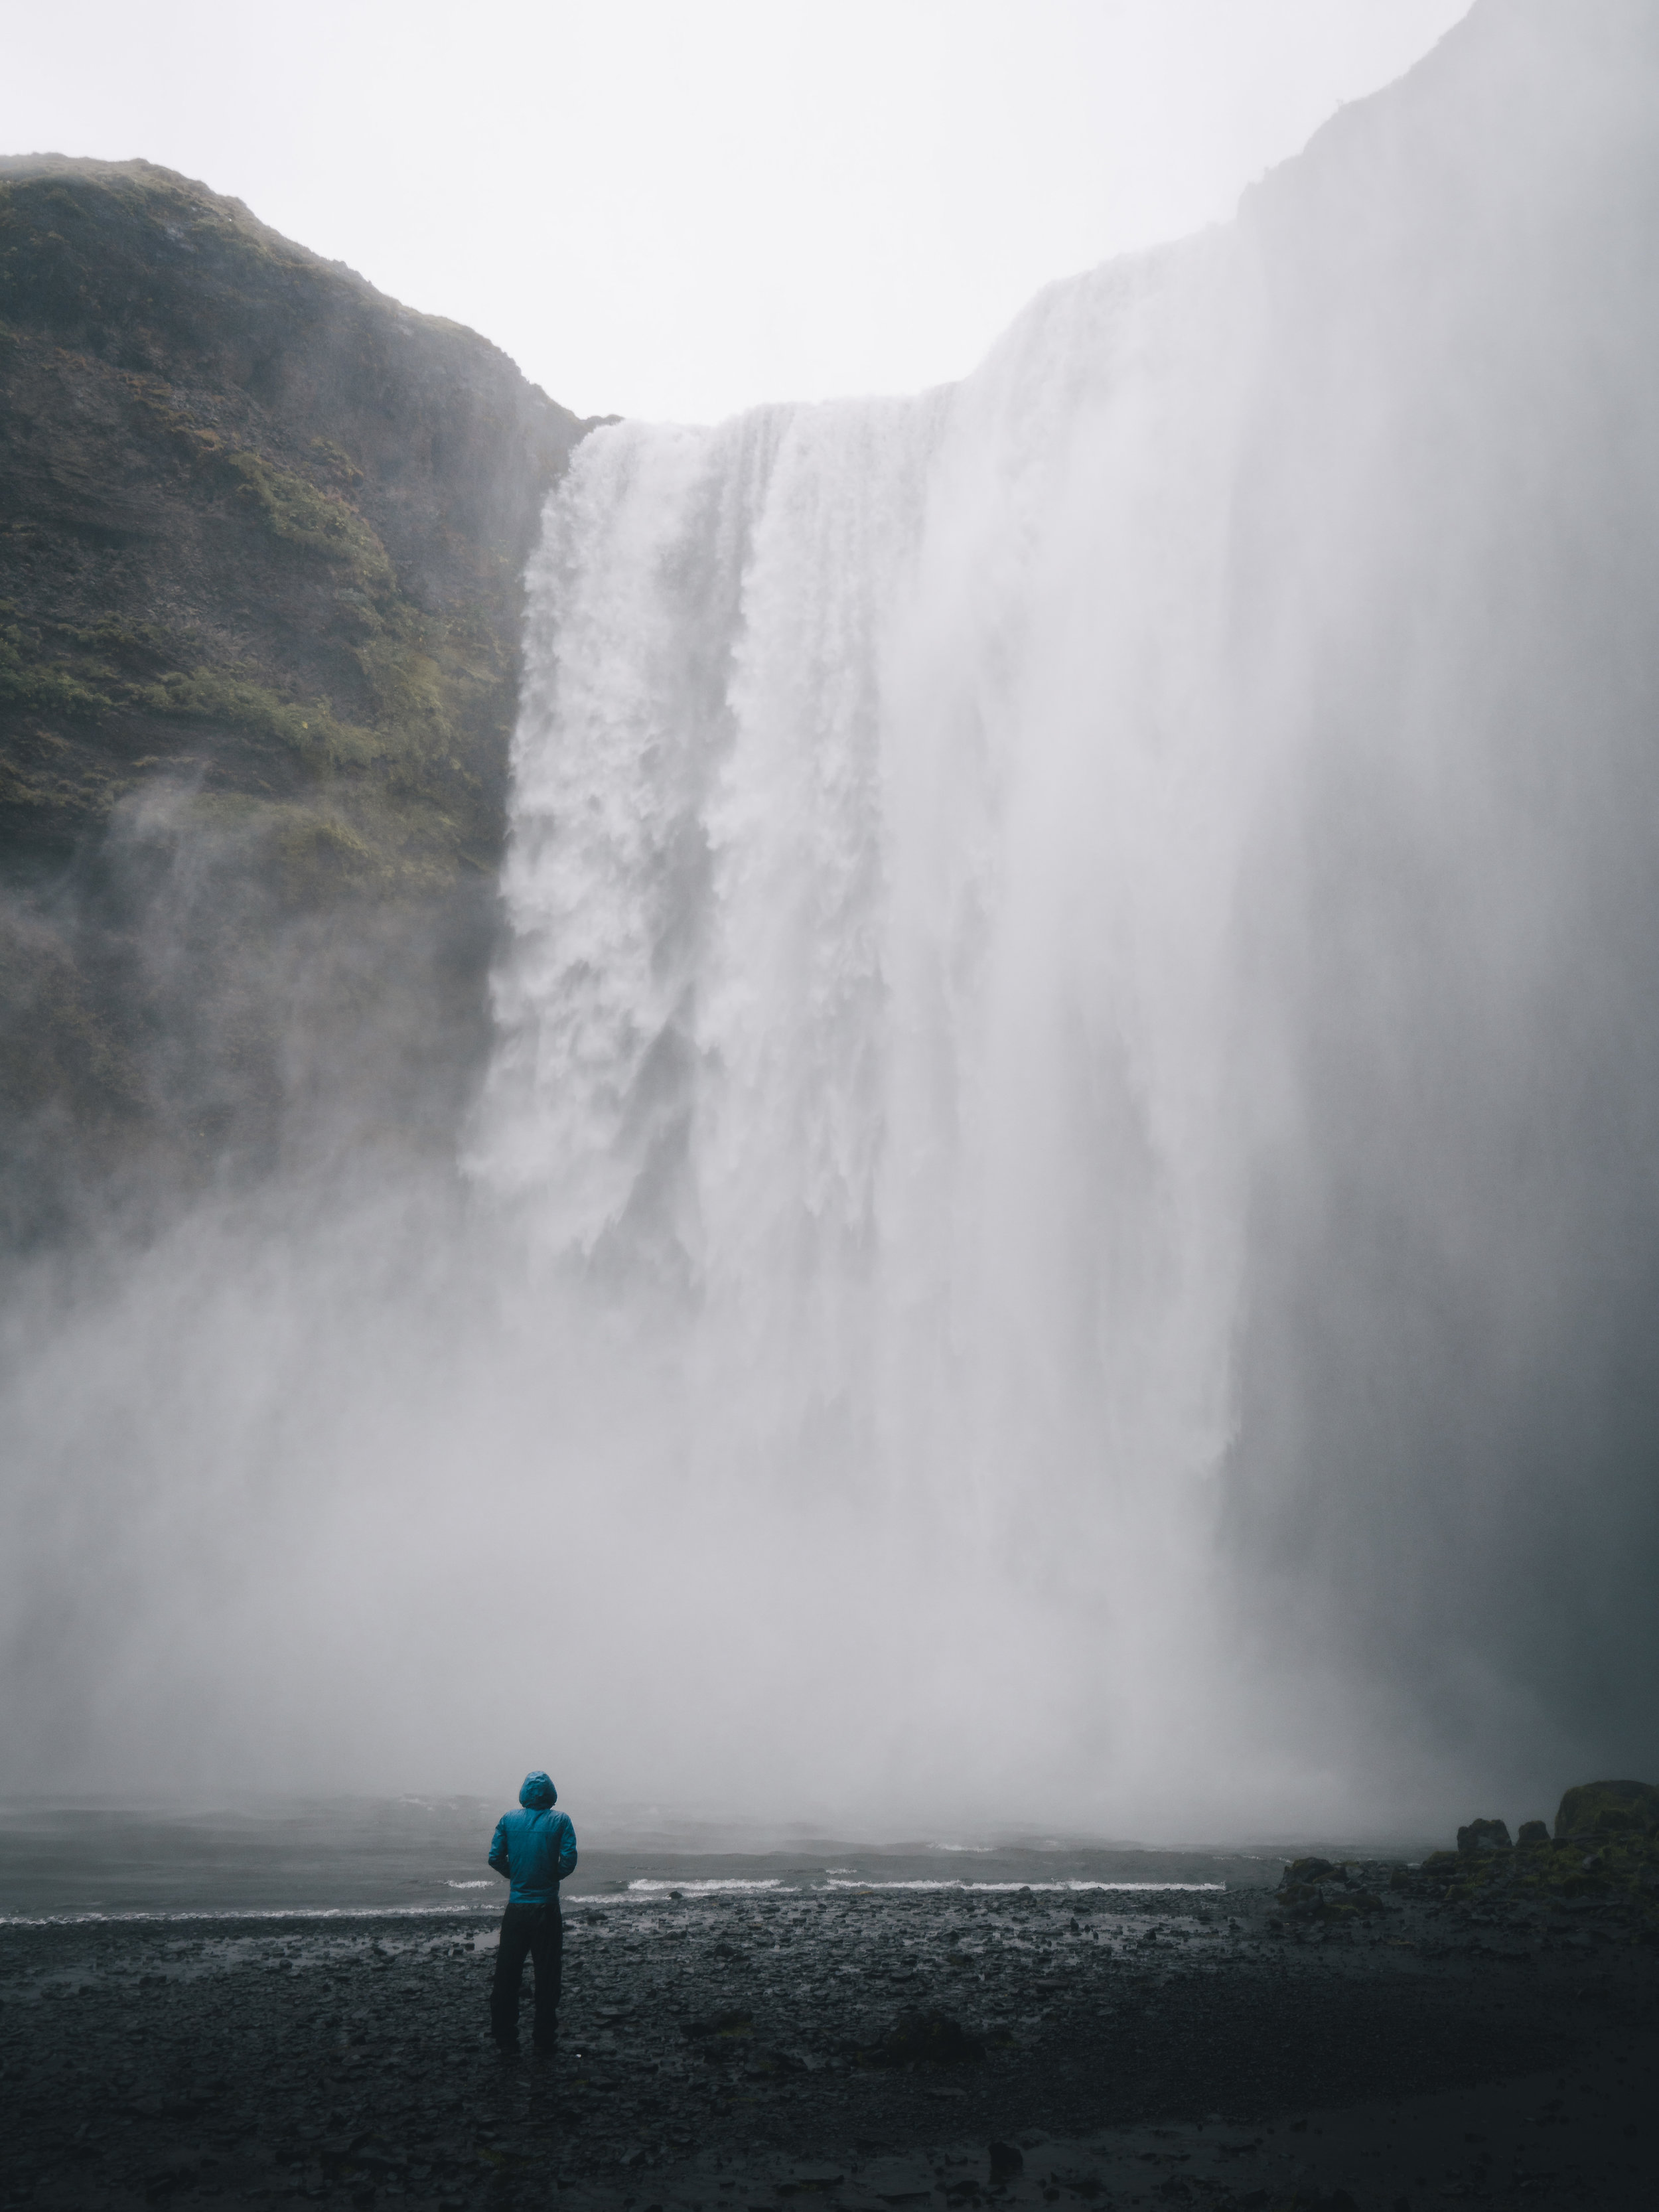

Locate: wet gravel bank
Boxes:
[3,1882,1654,2211]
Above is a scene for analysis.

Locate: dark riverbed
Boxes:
[3,1874,1654,2211]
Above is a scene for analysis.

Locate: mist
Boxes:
[1,0,1475,422]
[4,0,1658,1846]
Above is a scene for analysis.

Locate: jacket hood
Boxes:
[519,1771,557,1810]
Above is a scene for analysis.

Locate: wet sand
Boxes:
[3,1880,1653,2211]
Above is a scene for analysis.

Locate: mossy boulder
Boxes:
[1281,1857,1334,1885]
[1390,1785,1659,1939]
[1275,1857,1392,1919]
[1457,1818,1512,1854]
[1553,1780,1659,1840]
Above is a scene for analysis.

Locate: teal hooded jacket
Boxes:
[488,1772,578,1905]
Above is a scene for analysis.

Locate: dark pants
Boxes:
[490,1902,563,2049]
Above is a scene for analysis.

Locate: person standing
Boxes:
[487,1771,577,2057]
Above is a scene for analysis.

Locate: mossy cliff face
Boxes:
[0,155,592,1233]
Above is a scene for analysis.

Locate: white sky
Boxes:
[5,0,1472,423]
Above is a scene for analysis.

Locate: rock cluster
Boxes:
[1266,1779,1659,1949]
[1456,1818,1512,1854]
[1271,1860,1388,1923]
[1382,1779,1659,1937]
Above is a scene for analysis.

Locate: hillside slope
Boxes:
[0,156,590,1234]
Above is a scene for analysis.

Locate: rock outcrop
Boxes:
[0,155,592,1236]
[1378,1779,1659,1937]
[1273,1859,1388,1923]
[1455,1818,1512,1854]
[1553,1779,1659,1840]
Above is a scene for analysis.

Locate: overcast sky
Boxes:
[5,0,1472,422]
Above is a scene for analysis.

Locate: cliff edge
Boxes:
[0,156,589,1234]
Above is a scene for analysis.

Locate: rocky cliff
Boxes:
[0,155,591,1238]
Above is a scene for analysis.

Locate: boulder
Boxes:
[1457,1818,1512,1854]
[684,2007,754,2041]
[869,2008,984,2068]
[857,2160,934,2203]
[1279,1857,1334,1886]
[1553,1780,1659,1840]
[1516,1820,1550,1848]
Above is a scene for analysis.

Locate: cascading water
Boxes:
[469,0,1659,1820]
[469,234,1274,1818]
[5,0,1656,1828]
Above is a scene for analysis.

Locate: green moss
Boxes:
[1412,1826,1659,1939]
[0,614,123,715]
[177,788,467,908]
[114,372,228,466]
[273,809,385,891]
[309,435,363,488]
[54,614,179,674]
[355,627,449,747]
[275,809,453,903]
[1,609,188,727]
[0,586,500,843]
[140,668,380,773]
[1,608,399,794]
[1,173,539,887]
[0,656,113,718]
[224,450,393,588]
[1555,1780,1659,1839]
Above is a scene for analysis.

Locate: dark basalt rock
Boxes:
[867,2008,985,2068]
[1386,1781,1659,1938]
[1553,1779,1659,1840]
[778,2161,847,2191]
[1281,1857,1334,1885]
[1456,1818,1512,1855]
[685,2006,755,2041]
[1275,1858,1390,1920]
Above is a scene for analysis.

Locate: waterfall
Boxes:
[469,237,1270,1808]
[7,1,1656,1826]
[471,0,1659,1818]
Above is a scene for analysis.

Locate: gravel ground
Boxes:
[3,1881,1654,2211]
